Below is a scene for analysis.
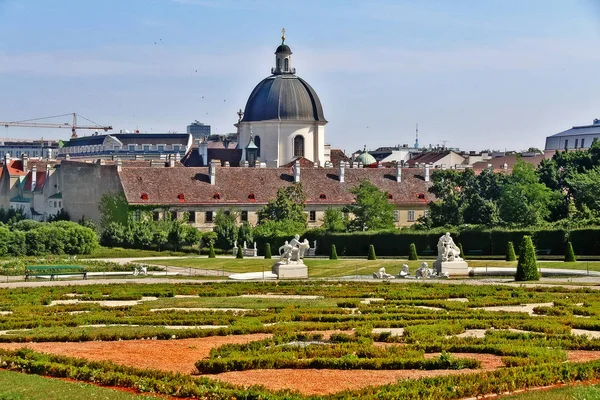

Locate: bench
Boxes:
[421,249,435,256]
[25,266,87,281]
[466,250,483,256]
[536,249,551,255]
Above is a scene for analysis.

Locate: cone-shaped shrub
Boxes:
[458,243,464,259]
[368,245,376,260]
[264,243,272,259]
[565,241,576,262]
[408,243,418,260]
[330,244,338,260]
[506,241,516,262]
[236,246,243,259]
[516,236,539,281]
[208,244,216,259]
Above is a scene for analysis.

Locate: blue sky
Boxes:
[1,0,599,153]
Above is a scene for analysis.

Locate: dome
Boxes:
[241,74,327,123]
[356,150,377,166]
[275,44,292,54]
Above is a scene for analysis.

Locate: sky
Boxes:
[1,0,600,153]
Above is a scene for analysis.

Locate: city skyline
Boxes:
[1,0,599,153]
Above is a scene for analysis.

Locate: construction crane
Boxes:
[1,113,112,138]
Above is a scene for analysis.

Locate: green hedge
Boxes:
[255,227,598,257]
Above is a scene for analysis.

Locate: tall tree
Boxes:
[257,183,307,225]
[344,180,395,231]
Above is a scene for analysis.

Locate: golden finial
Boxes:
[281,28,286,44]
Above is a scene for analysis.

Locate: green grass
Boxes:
[0,369,162,400]
[503,383,600,399]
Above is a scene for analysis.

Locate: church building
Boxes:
[238,30,328,167]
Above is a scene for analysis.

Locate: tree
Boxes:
[515,236,539,281]
[238,221,254,246]
[321,207,347,232]
[208,243,216,258]
[264,243,272,259]
[236,245,243,259]
[458,243,464,259]
[213,210,239,250]
[566,166,600,217]
[47,208,70,222]
[368,244,376,260]
[565,241,576,262]
[330,244,338,260]
[506,241,516,261]
[408,243,418,260]
[344,180,395,231]
[257,183,307,225]
[98,192,129,229]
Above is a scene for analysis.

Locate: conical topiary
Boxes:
[264,243,272,259]
[208,244,216,259]
[516,236,539,281]
[408,243,418,261]
[368,245,376,260]
[330,244,338,260]
[236,246,243,259]
[565,241,576,262]
[458,243,465,259]
[506,241,516,262]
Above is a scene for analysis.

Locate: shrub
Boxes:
[208,244,216,259]
[408,243,418,260]
[368,245,376,260]
[330,244,338,260]
[458,243,464,258]
[236,246,243,259]
[506,241,516,261]
[565,241,576,262]
[264,243,272,259]
[516,236,539,281]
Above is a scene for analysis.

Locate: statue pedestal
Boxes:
[433,260,469,277]
[272,261,308,279]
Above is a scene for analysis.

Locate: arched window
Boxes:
[277,58,281,71]
[284,58,289,71]
[293,135,305,158]
[254,136,261,157]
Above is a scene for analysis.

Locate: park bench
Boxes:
[536,249,551,255]
[421,249,435,256]
[25,265,87,281]
[466,250,483,256]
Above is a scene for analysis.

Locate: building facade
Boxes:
[0,138,59,159]
[545,119,600,153]
[187,121,211,140]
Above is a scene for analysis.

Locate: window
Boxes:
[284,58,289,71]
[177,193,185,203]
[153,211,160,221]
[254,136,261,157]
[143,144,150,152]
[224,210,230,216]
[114,145,121,151]
[173,145,180,153]
[293,135,305,157]
[387,193,393,200]
[205,211,213,222]
[54,201,57,207]
[58,201,62,208]
[213,192,220,200]
[141,193,148,200]
[582,139,585,148]
[394,210,399,222]
[188,212,196,223]
[309,211,316,222]
[575,139,579,148]
[248,193,256,201]
[424,210,430,218]
[171,211,178,221]
[408,210,415,222]
[319,194,327,200]
[157,145,165,152]
[241,211,248,222]
[48,201,52,208]
[128,145,136,152]
[564,139,568,150]
[277,58,281,70]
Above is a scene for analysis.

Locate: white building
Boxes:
[237,32,328,167]
[545,119,600,152]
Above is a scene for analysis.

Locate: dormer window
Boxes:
[417,193,426,200]
[140,193,149,200]
[177,193,185,203]
[213,192,220,200]
[319,194,327,200]
[248,193,256,201]
[387,193,393,200]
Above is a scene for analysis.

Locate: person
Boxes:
[438,232,462,261]
[279,241,293,261]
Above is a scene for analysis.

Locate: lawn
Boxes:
[503,383,600,399]
[0,369,162,400]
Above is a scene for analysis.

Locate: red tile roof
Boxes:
[5,160,27,176]
[281,157,316,168]
[329,149,351,167]
[472,154,549,173]
[23,170,48,191]
[118,166,433,207]
[407,151,452,167]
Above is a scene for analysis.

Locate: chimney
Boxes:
[313,162,318,168]
[31,165,37,191]
[209,160,216,185]
[338,161,345,183]
[175,152,181,163]
[224,161,230,167]
[3,153,10,165]
[65,154,70,160]
[116,158,122,172]
[396,163,402,182]
[377,161,383,168]
[241,160,249,167]
[259,161,266,168]
[424,164,430,182]
[21,154,28,172]
[168,154,175,168]
[503,162,508,170]
[293,161,300,183]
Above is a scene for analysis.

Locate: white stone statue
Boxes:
[415,262,432,279]
[398,264,410,278]
[373,267,395,280]
[278,235,311,264]
[298,239,310,258]
[279,241,293,262]
[437,232,463,262]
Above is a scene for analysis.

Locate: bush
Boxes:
[208,244,216,259]
[236,246,243,259]
[458,243,464,258]
[565,241,576,262]
[506,241,516,261]
[516,236,539,281]
[408,243,418,260]
[368,245,376,260]
[330,244,338,260]
[264,243,272,259]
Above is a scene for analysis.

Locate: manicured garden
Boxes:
[3,281,600,398]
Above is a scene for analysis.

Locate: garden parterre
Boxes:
[3,281,600,398]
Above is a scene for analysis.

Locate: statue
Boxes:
[437,232,463,262]
[373,267,395,280]
[398,264,410,278]
[415,262,432,279]
[279,241,293,262]
[278,235,310,264]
